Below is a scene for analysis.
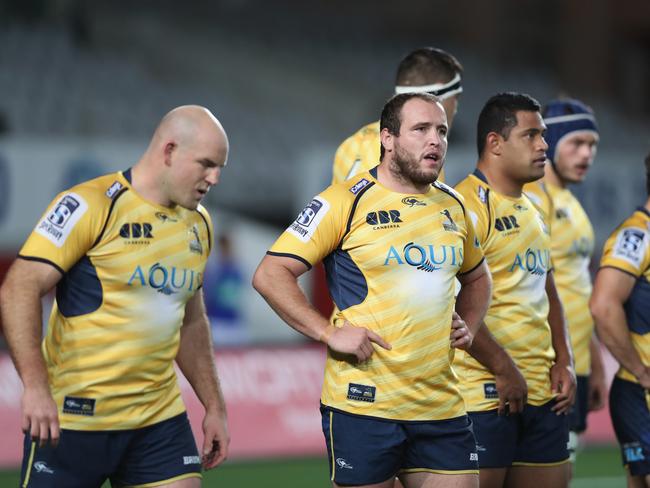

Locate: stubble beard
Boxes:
[391,145,440,187]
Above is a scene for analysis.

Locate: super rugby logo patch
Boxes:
[287,196,330,243]
[35,193,88,248]
[613,228,647,267]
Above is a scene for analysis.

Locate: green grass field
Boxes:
[1,445,625,487]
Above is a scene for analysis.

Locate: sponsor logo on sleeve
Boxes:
[105,181,123,198]
[349,178,370,195]
[613,228,647,267]
[35,193,88,247]
[287,196,330,243]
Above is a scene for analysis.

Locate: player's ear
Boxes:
[380,128,394,155]
[163,142,177,166]
[486,132,502,156]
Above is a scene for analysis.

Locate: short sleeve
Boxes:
[19,189,104,273]
[459,209,485,274]
[269,187,349,268]
[600,225,650,277]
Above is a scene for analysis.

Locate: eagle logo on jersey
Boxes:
[440,209,458,232]
[478,186,488,203]
[188,225,203,255]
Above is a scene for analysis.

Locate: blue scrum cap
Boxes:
[543,99,598,165]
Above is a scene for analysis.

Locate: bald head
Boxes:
[133,105,229,209]
[153,105,229,163]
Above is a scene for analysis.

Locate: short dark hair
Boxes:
[476,92,542,157]
[379,93,440,160]
[645,152,650,196]
[396,47,463,86]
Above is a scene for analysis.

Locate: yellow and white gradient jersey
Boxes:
[332,121,445,185]
[525,182,595,376]
[269,168,484,421]
[454,170,555,411]
[598,207,650,385]
[19,169,213,430]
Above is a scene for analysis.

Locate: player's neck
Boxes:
[645,197,650,213]
[476,161,523,198]
[376,161,432,194]
[130,161,174,208]
[542,164,566,189]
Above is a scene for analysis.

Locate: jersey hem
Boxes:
[321,403,467,424]
[266,251,312,270]
[457,257,485,276]
[17,254,65,275]
[596,265,640,279]
[58,409,188,432]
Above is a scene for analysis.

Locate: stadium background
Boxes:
[0,0,648,486]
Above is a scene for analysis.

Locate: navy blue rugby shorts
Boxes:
[321,404,478,485]
[20,412,201,488]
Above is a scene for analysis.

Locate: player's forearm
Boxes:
[253,262,330,342]
[467,325,517,376]
[0,275,49,389]
[454,272,491,336]
[547,278,573,366]
[589,333,605,376]
[177,318,227,414]
[592,302,645,378]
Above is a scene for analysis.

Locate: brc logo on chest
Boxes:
[120,222,153,240]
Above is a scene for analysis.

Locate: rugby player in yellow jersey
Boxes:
[523,98,606,466]
[454,92,576,488]
[591,153,650,488]
[0,106,230,487]
[254,93,492,488]
[332,47,463,184]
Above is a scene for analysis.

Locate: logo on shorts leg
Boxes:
[336,458,354,469]
[469,452,478,461]
[623,442,646,463]
[483,383,499,399]
[347,383,376,403]
[33,461,54,474]
[183,456,201,465]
